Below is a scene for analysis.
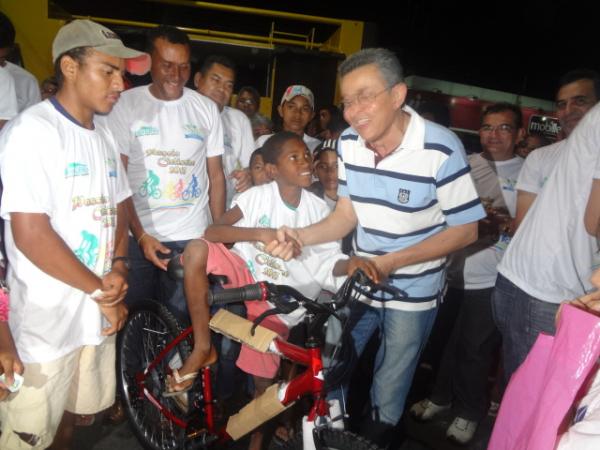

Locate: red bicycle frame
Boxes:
[134,322,332,444]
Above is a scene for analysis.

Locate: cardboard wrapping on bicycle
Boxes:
[226,383,293,440]
[209,309,278,353]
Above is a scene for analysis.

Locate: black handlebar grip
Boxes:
[208,283,266,306]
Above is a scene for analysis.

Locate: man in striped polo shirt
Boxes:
[272,48,485,445]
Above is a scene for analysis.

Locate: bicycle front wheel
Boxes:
[282,428,381,450]
[118,299,194,450]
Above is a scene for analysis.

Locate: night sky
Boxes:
[248,0,598,101]
[52,0,598,101]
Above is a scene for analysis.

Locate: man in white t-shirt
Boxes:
[193,55,254,206]
[0,19,142,449]
[411,103,525,444]
[192,54,254,401]
[514,70,599,229]
[255,85,321,152]
[494,101,600,385]
[107,26,226,321]
[0,12,41,112]
[0,65,17,130]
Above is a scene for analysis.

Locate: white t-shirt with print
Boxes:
[4,61,41,112]
[107,86,224,241]
[516,140,565,194]
[0,66,17,121]
[255,132,321,152]
[498,103,600,303]
[449,154,523,290]
[0,100,131,363]
[231,182,346,325]
[221,106,254,206]
[558,365,600,450]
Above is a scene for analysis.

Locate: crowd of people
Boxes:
[1,11,600,450]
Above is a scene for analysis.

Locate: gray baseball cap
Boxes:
[52,19,146,64]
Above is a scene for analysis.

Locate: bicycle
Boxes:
[117,266,405,450]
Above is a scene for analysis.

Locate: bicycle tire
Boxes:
[281,428,381,450]
[118,299,194,450]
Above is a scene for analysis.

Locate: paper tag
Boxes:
[90,289,103,300]
[0,372,24,393]
[494,232,511,252]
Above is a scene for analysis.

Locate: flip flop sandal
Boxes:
[163,368,198,398]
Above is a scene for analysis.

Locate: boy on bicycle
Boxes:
[168,131,377,447]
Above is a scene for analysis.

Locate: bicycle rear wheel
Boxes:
[118,299,195,450]
[282,428,381,450]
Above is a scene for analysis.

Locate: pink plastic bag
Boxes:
[489,304,600,450]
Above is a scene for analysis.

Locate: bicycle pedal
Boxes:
[185,429,217,449]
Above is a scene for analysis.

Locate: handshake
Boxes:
[262,227,303,261]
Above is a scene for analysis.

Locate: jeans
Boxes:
[330,301,437,426]
[492,273,558,387]
[125,236,190,324]
[210,302,245,400]
[430,287,501,421]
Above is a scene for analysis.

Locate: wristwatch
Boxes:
[112,256,131,270]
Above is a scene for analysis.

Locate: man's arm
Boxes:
[120,154,171,270]
[299,196,358,245]
[10,212,103,295]
[207,155,226,222]
[514,190,537,231]
[372,222,478,276]
[585,179,600,237]
[269,196,357,260]
[99,200,129,335]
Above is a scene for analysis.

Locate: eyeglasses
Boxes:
[237,98,256,106]
[341,87,390,109]
[480,124,515,134]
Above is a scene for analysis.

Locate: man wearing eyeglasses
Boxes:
[269,48,485,446]
[411,103,524,444]
[514,69,600,229]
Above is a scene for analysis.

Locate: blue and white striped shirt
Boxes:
[338,106,485,310]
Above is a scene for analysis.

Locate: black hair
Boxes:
[199,54,236,76]
[146,25,190,53]
[419,101,451,128]
[238,86,260,105]
[481,102,523,129]
[262,131,304,165]
[319,104,339,116]
[0,12,15,49]
[326,115,348,134]
[53,46,91,88]
[558,69,600,100]
[249,147,264,166]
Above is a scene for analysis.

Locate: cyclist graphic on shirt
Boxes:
[139,170,161,199]
[182,175,200,200]
[74,230,99,268]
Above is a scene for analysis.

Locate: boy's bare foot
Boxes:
[166,346,218,394]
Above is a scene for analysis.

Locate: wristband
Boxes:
[90,288,103,301]
[112,256,130,270]
[137,232,148,245]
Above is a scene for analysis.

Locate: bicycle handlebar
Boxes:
[168,250,408,311]
[208,282,268,305]
[209,269,407,308]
